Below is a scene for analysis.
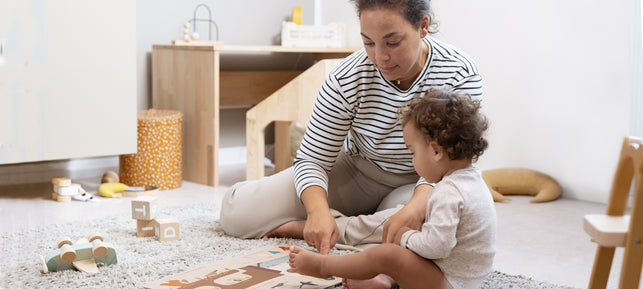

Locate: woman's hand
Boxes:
[303,209,339,255]
[300,186,338,255]
[382,184,432,244]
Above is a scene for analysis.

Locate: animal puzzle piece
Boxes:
[40,232,117,273]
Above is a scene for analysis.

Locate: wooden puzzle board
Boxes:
[144,246,341,289]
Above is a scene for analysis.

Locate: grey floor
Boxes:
[0,163,639,289]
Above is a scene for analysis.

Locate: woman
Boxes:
[288,90,495,289]
[220,0,483,256]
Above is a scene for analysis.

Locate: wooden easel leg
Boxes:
[589,246,615,289]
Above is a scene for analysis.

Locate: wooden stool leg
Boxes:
[618,184,643,289]
[589,246,616,289]
[618,246,642,289]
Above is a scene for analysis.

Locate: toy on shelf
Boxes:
[280,6,347,48]
[51,176,95,202]
[40,232,117,274]
[175,3,220,46]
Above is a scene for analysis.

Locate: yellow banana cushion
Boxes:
[482,168,561,203]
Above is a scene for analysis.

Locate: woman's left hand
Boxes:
[382,184,432,244]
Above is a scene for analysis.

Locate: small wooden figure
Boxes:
[154,218,180,241]
[137,219,156,237]
[101,171,119,183]
[51,176,94,202]
[51,176,71,187]
[51,176,73,202]
[40,232,117,274]
[131,196,159,220]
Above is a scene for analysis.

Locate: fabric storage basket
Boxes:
[120,109,183,190]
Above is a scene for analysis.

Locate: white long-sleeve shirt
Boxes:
[293,36,483,198]
[400,167,497,289]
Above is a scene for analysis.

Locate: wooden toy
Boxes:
[137,219,156,237]
[154,218,180,241]
[51,176,72,187]
[131,196,159,220]
[122,185,159,198]
[101,171,119,183]
[50,177,94,202]
[98,182,128,198]
[40,232,117,274]
[52,193,72,203]
[144,246,339,289]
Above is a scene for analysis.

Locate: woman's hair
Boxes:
[350,0,439,33]
[400,89,489,161]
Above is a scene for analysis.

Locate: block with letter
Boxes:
[154,218,179,241]
[137,219,156,237]
[131,196,159,220]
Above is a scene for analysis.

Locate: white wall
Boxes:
[431,0,636,203]
[5,0,637,203]
[318,0,362,47]
[136,0,320,149]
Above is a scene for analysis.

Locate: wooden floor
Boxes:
[1,163,640,289]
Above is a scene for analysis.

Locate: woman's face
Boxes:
[360,8,429,83]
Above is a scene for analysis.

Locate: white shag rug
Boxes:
[1,202,578,289]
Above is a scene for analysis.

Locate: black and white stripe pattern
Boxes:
[294,37,483,196]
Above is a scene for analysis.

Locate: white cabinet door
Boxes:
[0,0,137,164]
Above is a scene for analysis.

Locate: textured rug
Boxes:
[1,202,578,289]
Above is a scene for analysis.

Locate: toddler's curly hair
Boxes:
[400,89,489,161]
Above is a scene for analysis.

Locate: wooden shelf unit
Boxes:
[152,43,358,186]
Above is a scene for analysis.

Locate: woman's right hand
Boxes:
[303,208,338,255]
[300,186,338,255]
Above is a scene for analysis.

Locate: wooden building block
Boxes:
[131,196,159,220]
[52,192,72,203]
[51,176,71,187]
[154,218,179,241]
[136,219,156,237]
[54,183,82,196]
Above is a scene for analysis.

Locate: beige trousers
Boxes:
[220,152,418,247]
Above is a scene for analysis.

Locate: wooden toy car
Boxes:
[40,232,117,274]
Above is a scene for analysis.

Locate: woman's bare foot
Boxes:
[343,274,395,289]
[287,245,331,278]
[264,220,305,239]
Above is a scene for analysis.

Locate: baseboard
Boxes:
[219,145,275,167]
[0,156,119,186]
[0,145,276,187]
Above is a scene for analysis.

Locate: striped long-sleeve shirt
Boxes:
[293,36,483,198]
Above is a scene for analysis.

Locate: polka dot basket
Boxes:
[120,109,183,190]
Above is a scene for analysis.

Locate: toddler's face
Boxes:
[403,122,441,183]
